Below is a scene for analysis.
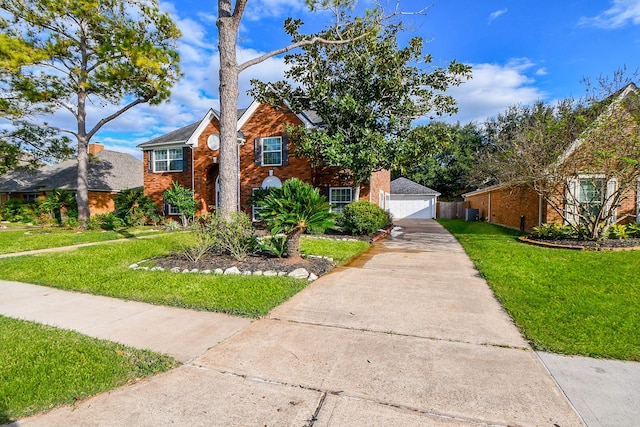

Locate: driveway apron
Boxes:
[11,219,583,426]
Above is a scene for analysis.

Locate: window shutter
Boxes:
[321,187,330,201]
[282,135,289,165]
[147,151,153,172]
[606,178,618,223]
[182,147,189,172]
[254,138,262,166]
[565,178,579,225]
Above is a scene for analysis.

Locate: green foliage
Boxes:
[163,182,197,227]
[257,235,288,258]
[340,200,391,235]
[397,122,485,199]
[39,189,77,224]
[626,223,640,238]
[606,223,629,239]
[115,188,158,226]
[257,178,335,258]
[532,223,580,239]
[250,13,470,186]
[0,0,181,218]
[0,199,37,223]
[0,316,177,423]
[193,212,256,261]
[89,212,125,230]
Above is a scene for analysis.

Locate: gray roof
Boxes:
[137,121,200,148]
[391,177,440,195]
[0,150,143,193]
[138,107,323,149]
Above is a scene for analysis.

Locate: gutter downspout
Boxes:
[538,193,543,227]
[237,142,241,211]
[487,192,491,223]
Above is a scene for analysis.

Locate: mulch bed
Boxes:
[521,235,640,251]
[152,251,334,276]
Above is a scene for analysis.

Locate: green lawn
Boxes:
[0,315,177,423]
[439,219,640,361]
[0,234,369,318]
[0,227,163,255]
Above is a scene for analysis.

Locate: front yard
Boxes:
[439,219,640,361]
[0,232,370,318]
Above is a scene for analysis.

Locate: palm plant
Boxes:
[257,178,335,261]
[41,189,76,224]
[114,188,158,226]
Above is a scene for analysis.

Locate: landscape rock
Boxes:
[224,266,241,275]
[263,270,277,277]
[288,268,310,279]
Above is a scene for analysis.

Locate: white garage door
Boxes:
[388,194,437,219]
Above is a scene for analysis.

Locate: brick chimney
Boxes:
[88,143,104,154]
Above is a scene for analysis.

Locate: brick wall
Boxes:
[142,103,391,216]
[465,185,543,231]
[88,191,116,214]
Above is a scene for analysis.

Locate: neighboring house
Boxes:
[464,84,640,232]
[0,144,143,215]
[138,101,391,219]
[388,177,440,219]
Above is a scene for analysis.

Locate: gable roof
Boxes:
[138,102,324,150]
[391,177,440,196]
[0,150,142,193]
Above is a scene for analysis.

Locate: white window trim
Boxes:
[251,188,264,222]
[566,174,618,224]
[261,136,283,167]
[329,187,353,213]
[153,147,184,172]
[166,204,181,216]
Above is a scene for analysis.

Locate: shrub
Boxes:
[606,223,629,240]
[114,188,158,226]
[626,223,640,238]
[89,212,125,230]
[193,212,256,261]
[163,182,197,227]
[256,178,335,260]
[256,234,288,258]
[0,199,37,223]
[532,223,580,239]
[340,200,391,236]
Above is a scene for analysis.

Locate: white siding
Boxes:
[388,194,437,219]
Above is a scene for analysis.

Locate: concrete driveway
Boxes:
[6,219,583,426]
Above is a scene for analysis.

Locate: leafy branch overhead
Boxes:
[250,11,471,190]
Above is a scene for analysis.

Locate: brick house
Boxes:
[463,84,640,232]
[138,101,391,219]
[0,143,142,215]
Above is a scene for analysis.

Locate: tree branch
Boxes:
[238,33,368,72]
[86,92,156,139]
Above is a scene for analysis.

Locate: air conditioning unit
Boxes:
[465,208,479,222]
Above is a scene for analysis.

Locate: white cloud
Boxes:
[443,59,546,124]
[488,8,508,24]
[243,0,308,21]
[579,0,640,29]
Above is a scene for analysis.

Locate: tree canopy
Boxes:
[250,14,470,195]
[0,0,181,223]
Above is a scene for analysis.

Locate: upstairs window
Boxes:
[254,136,288,166]
[262,137,282,166]
[154,148,183,172]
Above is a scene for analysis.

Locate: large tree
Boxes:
[215,0,433,216]
[249,16,470,198]
[396,122,485,199]
[0,0,181,224]
[480,79,640,239]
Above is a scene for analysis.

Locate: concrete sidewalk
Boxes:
[3,219,585,426]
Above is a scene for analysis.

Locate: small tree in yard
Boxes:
[163,182,197,228]
[257,178,335,261]
[480,73,640,240]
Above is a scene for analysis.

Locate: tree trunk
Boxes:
[76,102,90,226]
[217,2,241,219]
[286,227,305,262]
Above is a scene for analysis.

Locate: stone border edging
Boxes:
[518,235,640,251]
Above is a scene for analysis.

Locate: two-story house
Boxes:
[138,101,390,219]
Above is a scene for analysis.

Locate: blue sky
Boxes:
[82,1,640,157]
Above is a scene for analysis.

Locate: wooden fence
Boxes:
[437,201,466,219]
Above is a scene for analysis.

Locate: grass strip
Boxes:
[0,315,178,423]
[439,219,640,361]
[0,234,369,318]
[0,227,163,255]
